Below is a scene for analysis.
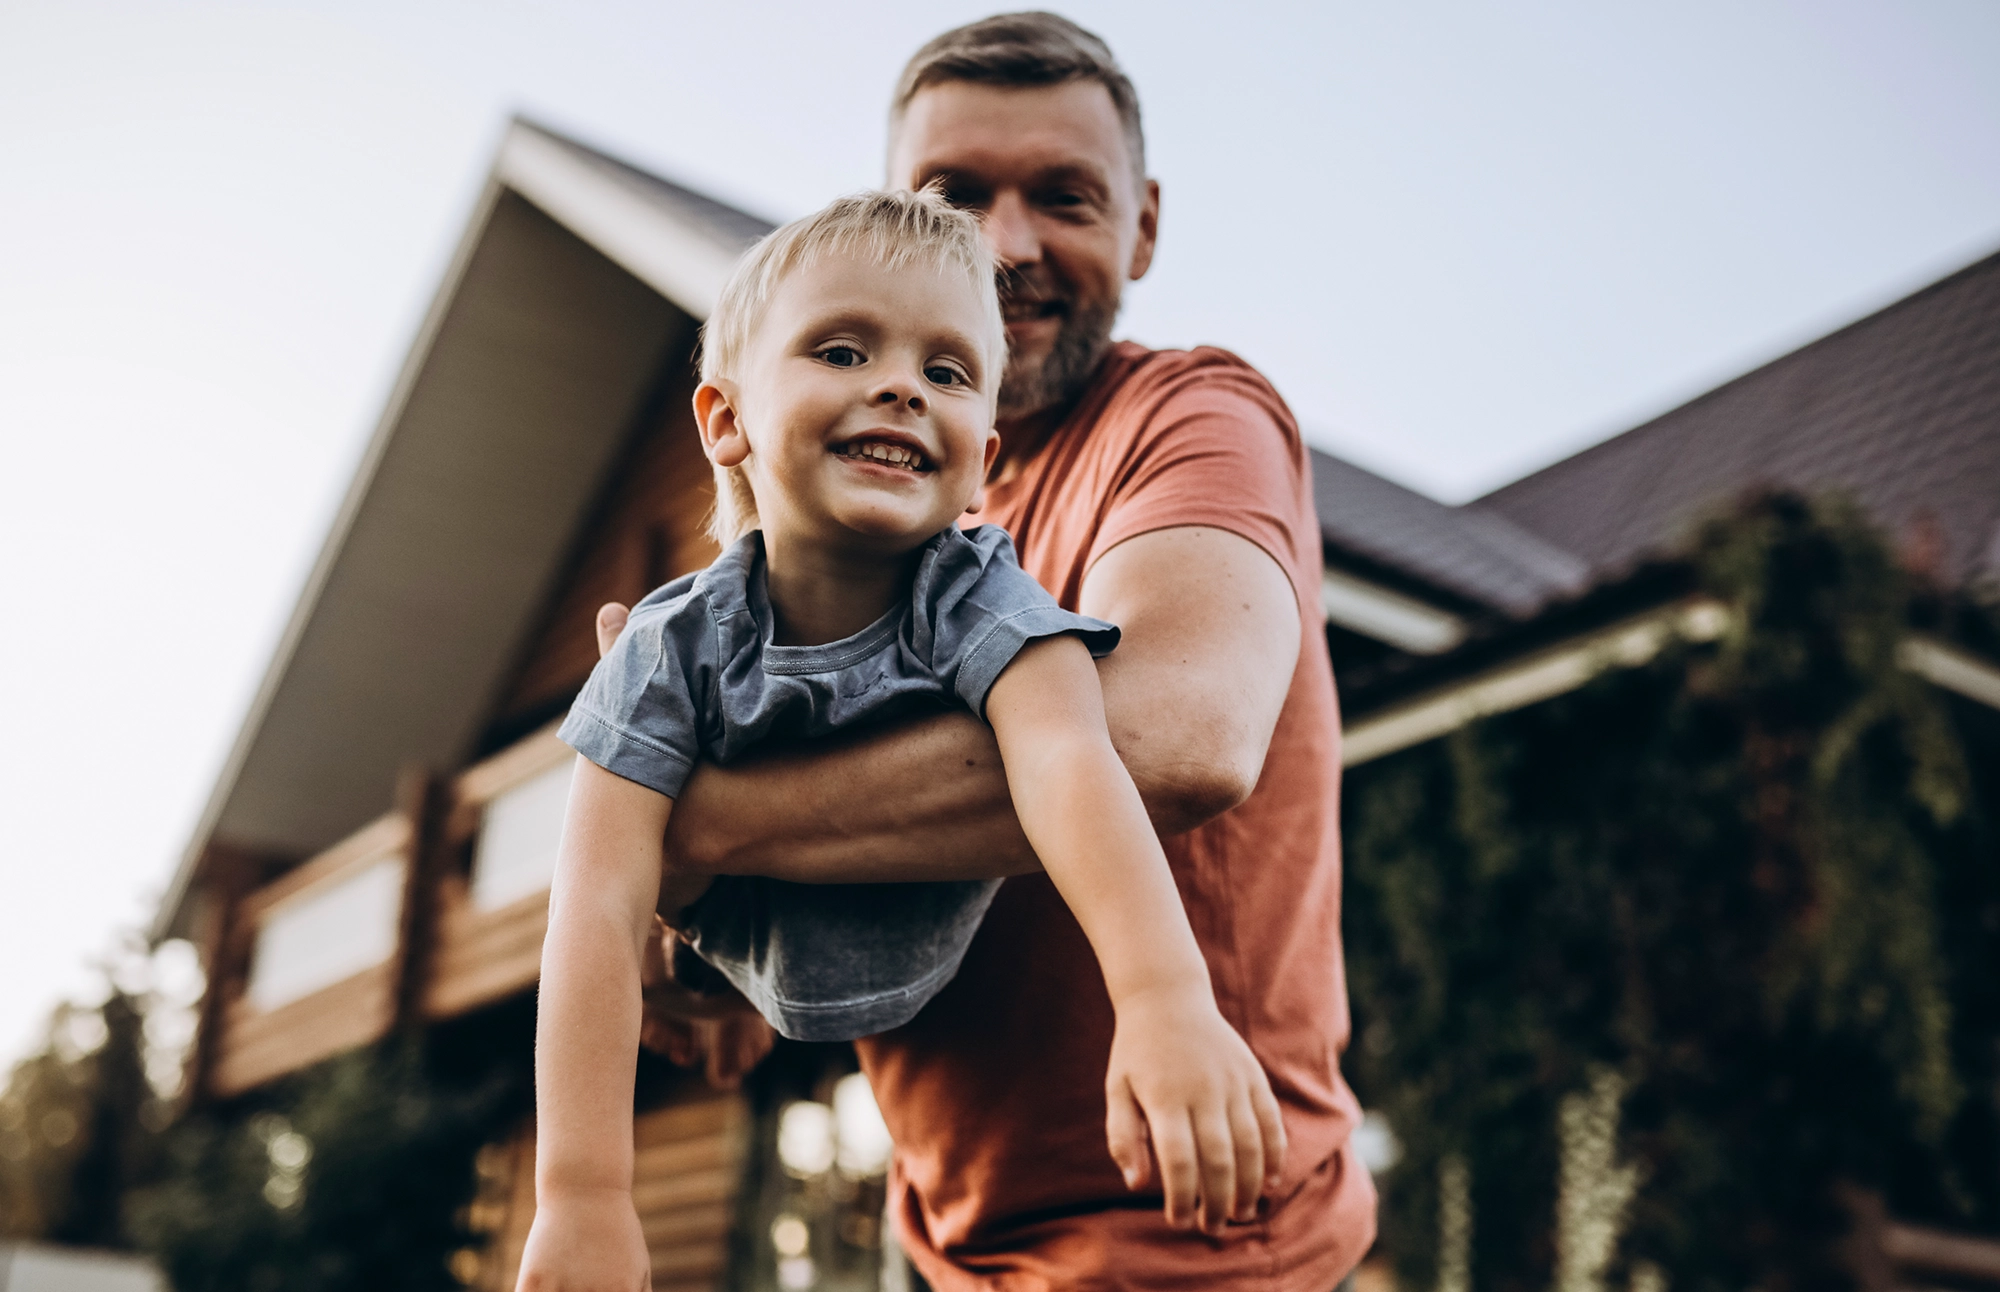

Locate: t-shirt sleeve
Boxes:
[556,596,707,799]
[927,526,1119,718]
[1086,351,1319,616]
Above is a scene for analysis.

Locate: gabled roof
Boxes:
[1479,248,2000,592]
[155,120,773,940]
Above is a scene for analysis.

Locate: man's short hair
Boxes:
[698,187,1005,546]
[891,11,1146,181]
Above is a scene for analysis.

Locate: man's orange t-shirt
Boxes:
[854,342,1377,1291]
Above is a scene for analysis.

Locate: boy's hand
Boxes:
[1104,989,1287,1235]
[515,1189,651,1291]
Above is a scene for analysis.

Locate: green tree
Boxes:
[130,1043,519,1292]
[1,976,169,1246]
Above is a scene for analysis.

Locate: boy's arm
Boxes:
[517,758,672,1292]
[983,634,1287,1234]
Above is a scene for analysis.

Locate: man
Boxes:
[611,13,1375,1289]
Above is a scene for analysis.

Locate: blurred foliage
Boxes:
[3,935,526,1291]
[0,989,164,1244]
[1345,494,2000,1292]
[128,1041,523,1292]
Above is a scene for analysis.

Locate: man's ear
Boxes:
[694,380,751,467]
[963,429,1003,516]
[1128,178,1160,281]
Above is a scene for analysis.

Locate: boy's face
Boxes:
[700,253,1000,555]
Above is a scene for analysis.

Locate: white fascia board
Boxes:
[497,128,739,319]
[1322,567,1467,655]
[1342,600,1729,766]
[1342,609,2000,768]
[1899,635,2000,710]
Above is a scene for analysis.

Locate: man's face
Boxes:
[890,80,1159,421]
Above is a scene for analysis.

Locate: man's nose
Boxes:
[981,190,1042,269]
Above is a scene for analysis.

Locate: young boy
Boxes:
[518,190,1285,1290]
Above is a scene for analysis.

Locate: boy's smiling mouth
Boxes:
[832,436,933,472]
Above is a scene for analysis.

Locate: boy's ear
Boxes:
[694,380,751,468]
[963,429,1002,516]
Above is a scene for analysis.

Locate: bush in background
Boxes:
[1344,494,2000,1292]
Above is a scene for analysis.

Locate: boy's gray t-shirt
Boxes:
[557,524,1118,1041]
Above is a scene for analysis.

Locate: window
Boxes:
[246,858,405,1012]
[470,760,574,911]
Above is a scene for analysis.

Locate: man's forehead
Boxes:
[889,80,1133,188]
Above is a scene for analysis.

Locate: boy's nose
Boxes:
[875,386,925,414]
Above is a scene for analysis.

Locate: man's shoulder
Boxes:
[1109,340,1282,391]
[1096,341,1296,429]
[1079,342,1302,464]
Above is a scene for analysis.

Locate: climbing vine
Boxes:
[1343,495,2000,1292]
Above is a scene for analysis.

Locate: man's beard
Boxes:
[995,266,1118,421]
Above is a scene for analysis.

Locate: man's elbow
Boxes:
[1138,753,1262,835]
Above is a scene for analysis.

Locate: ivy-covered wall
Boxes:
[1344,495,2000,1292]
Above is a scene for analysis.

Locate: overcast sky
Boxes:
[2,0,1997,1069]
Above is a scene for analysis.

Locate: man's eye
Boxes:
[821,346,862,367]
[938,182,987,211]
[924,365,963,387]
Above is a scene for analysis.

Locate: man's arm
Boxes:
[658,525,1301,883]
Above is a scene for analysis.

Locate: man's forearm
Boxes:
[668,687,1234,885]
[668,711,1039,883]
[632,525,1301,888]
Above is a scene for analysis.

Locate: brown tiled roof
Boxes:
[1312,449,1588,617]
[1475,247,2000,594]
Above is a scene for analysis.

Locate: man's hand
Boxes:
[636,916,773,1089]
[600,605,777,1087]
[515,1188,650,1292]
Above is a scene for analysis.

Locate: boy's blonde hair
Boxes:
[698,187,1005,545]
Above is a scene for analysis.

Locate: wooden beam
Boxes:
[390,765,446,1036]
[181,843,261,1106]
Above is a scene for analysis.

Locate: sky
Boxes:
[1,0,1997,1069]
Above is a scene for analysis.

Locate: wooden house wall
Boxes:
[487,361,720,743]
[477,1090,751,1292]
[209,813,413,1097]
[424,724,569,1020]
[202,345,722,1089]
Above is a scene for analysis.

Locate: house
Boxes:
[149,118,2000,1290]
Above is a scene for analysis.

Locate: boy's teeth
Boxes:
[842,442,922,469]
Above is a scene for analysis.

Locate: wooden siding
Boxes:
[426,724,571,1019]
[209,813,412,1097]
[202,354,724,1091]
[479,1091,751,1292]
[490,362,720,736]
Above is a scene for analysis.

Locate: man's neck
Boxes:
[989,345,1118,485]
[989,403,1068,486]
[759,527,922,647]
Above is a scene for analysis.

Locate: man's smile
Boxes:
[1001,296,1065,326]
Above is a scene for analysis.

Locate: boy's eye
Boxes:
[924,364,963,387]
[820,345,862,368]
